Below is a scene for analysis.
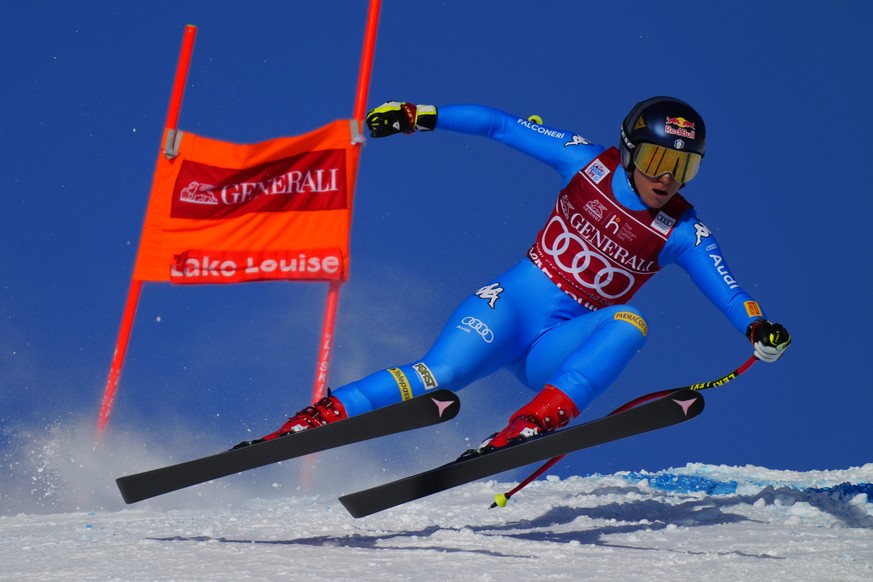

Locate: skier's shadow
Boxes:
[150,524,535,558]
[148,492,735,558]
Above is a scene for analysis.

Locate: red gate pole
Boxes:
[97,25,198,433]
[310,0,381,402]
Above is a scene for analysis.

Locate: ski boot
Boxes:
[232,392,348,449]
[461,384,579,458]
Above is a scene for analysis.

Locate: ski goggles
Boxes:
[633,142,702,183]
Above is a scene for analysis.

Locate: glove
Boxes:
[746,319,791,363]
[365,101,437,138]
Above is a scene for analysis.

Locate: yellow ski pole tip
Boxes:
[494,493,508,507]
[528,115,543,125]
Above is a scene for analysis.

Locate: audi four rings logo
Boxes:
[542,215,635,299]
[459,316,494,343]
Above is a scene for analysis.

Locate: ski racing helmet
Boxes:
[619,96,706,183]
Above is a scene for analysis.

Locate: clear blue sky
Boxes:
[2,1,871,480]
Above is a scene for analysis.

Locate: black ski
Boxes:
[339,389,704,518]
[116,389,460,504]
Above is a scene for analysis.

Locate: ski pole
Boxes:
[490,355,758,508]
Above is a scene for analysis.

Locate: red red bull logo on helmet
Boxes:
[665,116,696,139]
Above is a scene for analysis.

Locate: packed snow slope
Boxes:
[2,422,871,582]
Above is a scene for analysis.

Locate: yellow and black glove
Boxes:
[365,101,437,138]
[746,319,791,363]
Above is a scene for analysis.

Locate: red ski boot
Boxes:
[232,393,348,449]
[464,384,579,457]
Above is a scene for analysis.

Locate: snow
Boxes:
[2,422,871,582]
[3,471,873,582]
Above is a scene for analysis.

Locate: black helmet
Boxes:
[619,96,706,183]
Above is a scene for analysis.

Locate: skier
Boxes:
[234,97,790,453]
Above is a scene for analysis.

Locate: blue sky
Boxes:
[2,1,871,482]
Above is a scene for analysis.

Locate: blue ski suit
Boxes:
[332,105,764,418]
